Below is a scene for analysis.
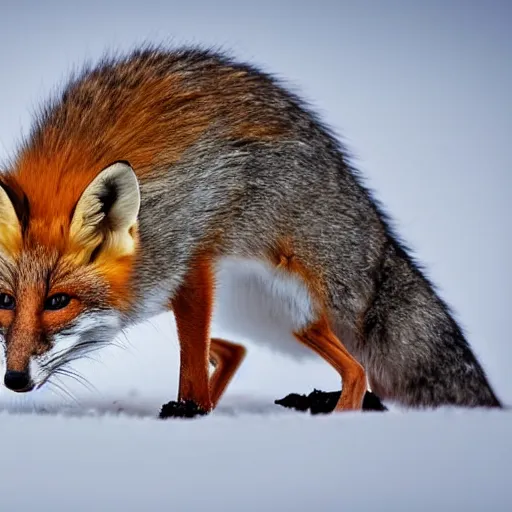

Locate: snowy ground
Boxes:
[1,407,511,512]
[0,314,510,511]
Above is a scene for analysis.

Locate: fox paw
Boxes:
[274,393,311,412]
[275,389,387,414]
[275,389,339,414]
[362,391,388,412]
[159,400,209,419]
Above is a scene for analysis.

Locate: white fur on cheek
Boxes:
[29,357,44,386]
[0,333,6,376]
[29,310,122,387]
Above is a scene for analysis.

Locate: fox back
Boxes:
[0,47,501,409]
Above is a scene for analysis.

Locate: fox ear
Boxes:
[69,161,141,261]
[0,181,23,257]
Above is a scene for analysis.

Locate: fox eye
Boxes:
[45,293,71,311]
[0,293,15,310]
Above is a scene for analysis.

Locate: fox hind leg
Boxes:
[294,318,367,411]
[209,338,247,408]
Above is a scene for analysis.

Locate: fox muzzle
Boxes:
[4,370,34,392]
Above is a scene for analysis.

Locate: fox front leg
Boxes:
[159,256,214,419]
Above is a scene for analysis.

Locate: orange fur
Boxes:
[228,121,288,142]
[170,254,215,412]
[12,79,210,224]
[0,309,14,335]
[209,338,247,407]
[295,318,366,411]
[268,237,328,311]
[11,66,290,237]
[93,257,136,313]
[4,287,45,372]
[41,299,84,334]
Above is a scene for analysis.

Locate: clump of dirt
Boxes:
[159,400,208,419]
[275,389,387,414]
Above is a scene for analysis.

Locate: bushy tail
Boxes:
[362,243,502,409]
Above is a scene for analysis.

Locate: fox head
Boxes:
[0,161,140,393]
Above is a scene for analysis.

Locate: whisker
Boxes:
[54,367,97,394]
[46,383,71,405]
[61,367,93,388]
[44,344,83,367]
[118,330,136,351]
[52,340,110,365]
[109,337,130,353]
[40,336,126,399]
[47,378,80,406]
[146,318,163,336]
[46,384,66,402]
[44,336,120,369]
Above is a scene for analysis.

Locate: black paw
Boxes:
[362,390,388,412]
[275,389,387,414]
[274,393,311,412]
[159,400,209,419]
[308,389,340,414]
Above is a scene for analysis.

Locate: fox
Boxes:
[0,46,501,417]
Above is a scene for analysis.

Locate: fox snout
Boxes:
[3,337,40,392]
[4,340,40,392]
[1,310,123,393]
[4,369,33,392]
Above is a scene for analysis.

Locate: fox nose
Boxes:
[4,370,33,392]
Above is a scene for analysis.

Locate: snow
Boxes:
[1,404,510,511]
[1,1,511,510]
[0,317,511,511]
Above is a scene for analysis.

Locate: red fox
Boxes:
[0,47,501,416]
